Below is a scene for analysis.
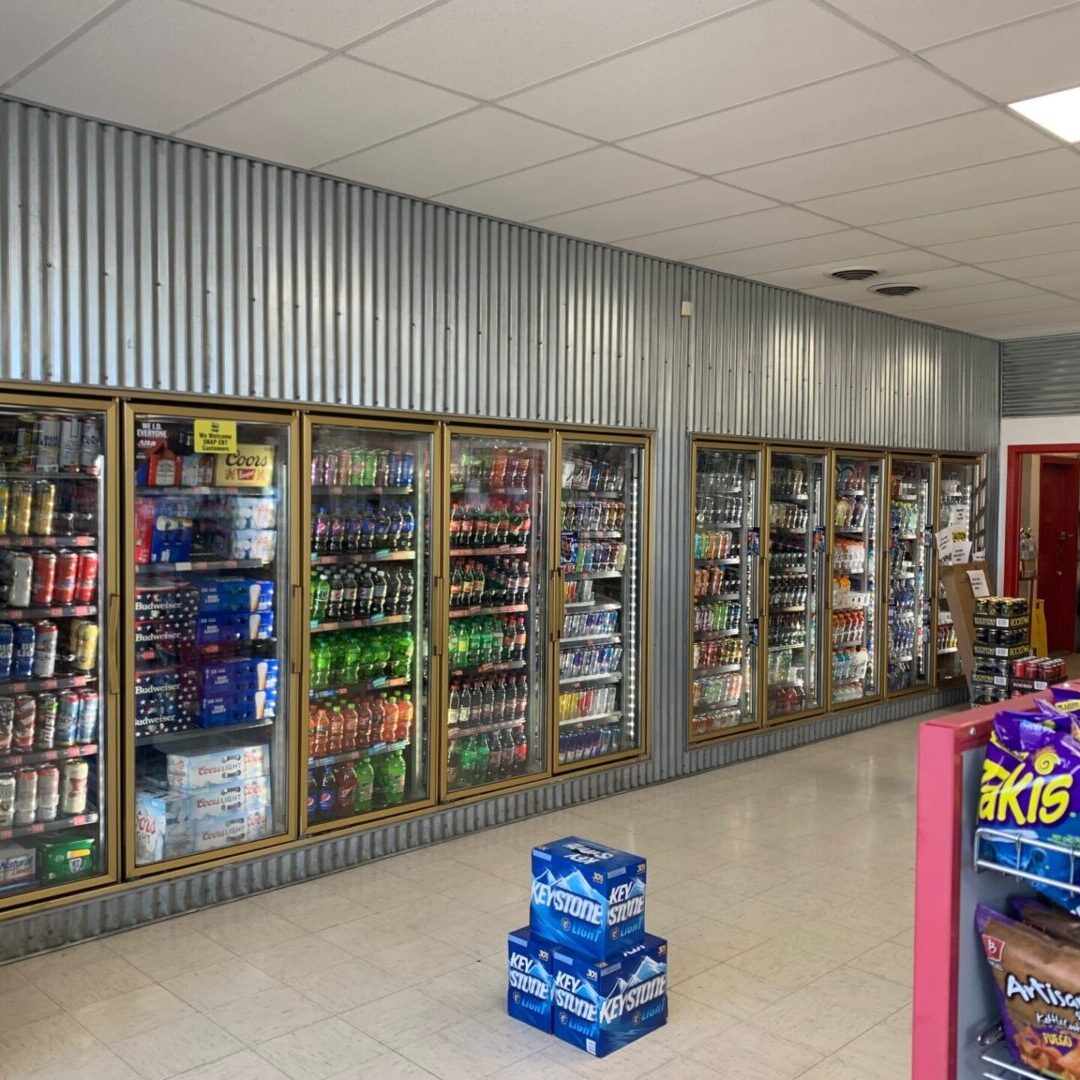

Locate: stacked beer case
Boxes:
[507,837,667,1057]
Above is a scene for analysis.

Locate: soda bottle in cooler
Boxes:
[447,737,461,788]
[353,757,374,812]
[318,766,337,821]
[311,639,332,690]
[334,762,357,817]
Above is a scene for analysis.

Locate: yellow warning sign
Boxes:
[194,419,237,454]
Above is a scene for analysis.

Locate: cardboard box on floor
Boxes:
[939,561,993,696]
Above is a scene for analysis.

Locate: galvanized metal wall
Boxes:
[0,97,998,956]
[1002,334,1080,416]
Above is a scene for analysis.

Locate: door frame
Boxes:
[1036,454,1080,654]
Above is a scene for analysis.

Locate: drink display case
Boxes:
[0,399,116,908]
[830,453,883,707]
[765,448,828,723]
[303,420,435,832]
[126,407,296,873]
[556,435,647,770]
[689,442,761,741]
[443,430,551,798]
[935,456,982,687]
[886,455,935,695]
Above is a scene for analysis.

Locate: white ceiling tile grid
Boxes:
[6,0,1080,336]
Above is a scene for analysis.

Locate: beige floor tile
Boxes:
[676,962,792,1021]
[797,1056,870,1080]
[329,1050,442,1078]
[639,1057,721,1078]
[646,880,745,920]
[257,1016,385,1079]
[884,1002,913,1032]
[848,940,914,988]
[439,871,531,914]
[418,959,508,1025]
[754,986,882,1056]
[801,965,911,1024]
[245,932,354,981]
[646,991,736,1053]
[161,957,281,1012]
[777,920,883,965]
[727,935,842,989]
[115,931,227,982]
[171,1048,289,1079]
[12,938,114,982]
[0,983,62,1029]
[704,897,798,938]
[664,916,766,964]
[366,933,474,984]
[489,1049,583,1079]
[891,926,916,948]
[317,910,420,958]
[539,1032,677,1078]
[111,1013,244,1080]
[257,887,369,932]
[830,1019,911,1079]
[683,1021,822,1079]
[73,984,195,1043]
[664,944,718,986]
[398,1017,536,1079]
[287,956,411,1012]
[343,986,466,1050]
[212,985,329,1044]
[0,1014,102,1075]
[18,1043,142,1080]
[186,906,309,955]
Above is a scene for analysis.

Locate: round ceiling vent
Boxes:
[827,266,880,281]
[868,282,922,297]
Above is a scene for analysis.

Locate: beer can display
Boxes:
[32,417,61,473]
[8,553,32,608]
[34,693,57,750]
[14,768,37,826]
[0,773,14,826]
[30,481,55,537]
[0,624,13,682]
[58,417,82,472]
[13,416,35,472]
[56,691,79,747]
[30,551,56,606]
[72,621,98,673]
[61,760,88,815]
[12,695,35,751]
[76,690,97,744]
[35,765,59,822]
[9,482,32,536]
[78,416,101,475]
[32,621,58,679]
[0,481,10,535]
[53,550,79,605]
[73,551,98,604]
[0,698,13,754]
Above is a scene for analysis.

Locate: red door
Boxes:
[1038,457,1080,652]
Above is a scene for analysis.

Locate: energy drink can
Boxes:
[30,550,56,606]
[0,482,9,535]
[12,695,34,751]
[77,690,98,744]
[0,699,12,753]
[32,621,58,679]
[32,416,61,473]
[0,773,14,825]
[30,481,55,536]
[73,620,98,673]
[14,767,36,825]
[58,416,82,472]
[79,417,102,475]
[0,625,12,682]
[73,551,98,604]
[35,764,59,822]
[14,415,35,472]
[35,693,57,750]
[9,482,32,536]
[13,623,34,679]
[8,553,32,609]
[62,759,88,815]
[55,690,79,747]
[53,550,78,605]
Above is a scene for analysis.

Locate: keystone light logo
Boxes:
[532,869,646,930]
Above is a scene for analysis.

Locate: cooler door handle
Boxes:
[107,592,120,696]
[432,576,444,659]
[291,583,302,675]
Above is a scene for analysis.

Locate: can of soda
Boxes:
[12,695,34,751]
[61,759,88,815]
[79,416,102,475]
[77,690,98,744]
[12,623,34,680]
[14,767,36,825]
[58,416,82,472]
[0,773,14,825]
[32,621,58,679]
[56,690,79,747]
[0,699,12,754]
[73,620,97,673]
[8,553,32,609]
[9,482,32,537]
[14,415,36,472]
[36,764,59,822]
[35,692,57,749]
[33,417,61,473]
[31,481,55,536]
[0,482,10,536]
[0,625,12,683]
[73,551,98,605]
[53,550,78,605]
[30,550,56,606]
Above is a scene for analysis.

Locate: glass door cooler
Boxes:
[689,442,761,741]
[443,430,551,798]
[765,448,827,723]
[934,455,982,687]
[303,419,435,832]
[126,407,296,873]
[555,435,648,770]
[885,455,935,695]
[829,453,883,707]
[0,399,116,908]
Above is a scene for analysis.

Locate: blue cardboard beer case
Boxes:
[506,927,554,1033]
[552,933,668,1057]
[530,837,646,960]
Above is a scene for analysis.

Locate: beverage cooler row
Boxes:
[0,395,650,915]
[689,440,983,744]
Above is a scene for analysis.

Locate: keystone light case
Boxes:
[552,932,668,1056]
[507,927,554,1032]
[531,837,646,960]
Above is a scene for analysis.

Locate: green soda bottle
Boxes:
[383,750,406,806]
[391,631,414,678]
[342,636,362,684]
[459,736,477,787]
[373,632,391,678]
[472,731,490,784]
[311,638,332,689]
[353,758,374,812]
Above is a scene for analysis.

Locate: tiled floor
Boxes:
[0,714,926,1079]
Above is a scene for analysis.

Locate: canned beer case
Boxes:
[166,745,268,792]
[531,838,646,960]
[507,927,555,1033]
[552,934,668,1057]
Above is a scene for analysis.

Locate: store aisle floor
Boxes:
[0,715,926,1080]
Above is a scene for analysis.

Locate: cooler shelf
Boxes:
[450,660,526,677]
[309,675,411,701]
[311,550,415,565]
[0,534,95,548]
[449,603,529,619]
[449,545,527,557]
[0,807,98,842]
[0,604,96,620]
[309,739,410,770]
[310,613,410,633]
[136,558,270,574]
[561,633,620,647]
[0,743,98,769]
[560,672,621,687]
[135,718,275,744]
[311,485,413,496]
[563,600,621,612]
[559,711,621,728]
[0,674,95,694]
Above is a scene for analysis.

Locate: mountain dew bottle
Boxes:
[353,758,374,812]
[383,750,406,806]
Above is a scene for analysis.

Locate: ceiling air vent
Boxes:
[827,266,880,281]
[868,282,922,297]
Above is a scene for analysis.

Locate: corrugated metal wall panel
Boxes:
[0,97,999,957]
[1002,334,1080,416]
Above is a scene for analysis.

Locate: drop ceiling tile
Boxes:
[0,0,111,85]
[501,0,895,141]
[326,107,593,197]
[998,320,1080,338]
[800,149,1080,226]
[929,222,1080,264]
[692,229,896,276]
[803,265,1004,303]
[754,249,957,290]
[528,180,773,243]
[981,249,1080,281]
[828,280,1042,311]
[7,0,323,133]
[181,57,470,168]
[825,0,1075,50]
[351,0,755,99]
[619,58,981,175]
[903,292,1074,320]
[872,188,1080,246]
[196,0,437,47]
[1025,271,1080,293]
[718,110,1054,203]
[921,5,1080,102]
[434,147,693,222]
[945,305,1080,332]
[621,206,843,261]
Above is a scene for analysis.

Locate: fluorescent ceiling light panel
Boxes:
[1010,85,1080,142]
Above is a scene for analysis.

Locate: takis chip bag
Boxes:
[979,710,1080,915]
